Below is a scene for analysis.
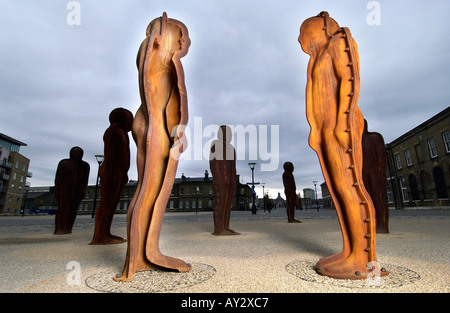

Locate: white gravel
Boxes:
[1,210,448,293]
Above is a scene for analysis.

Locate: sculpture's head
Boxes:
[146,12,191,58]
[299,11,340,56]
[283,161,294,173]
[69,146,84,161]
[109,108,133,133]
[217,125,233,144]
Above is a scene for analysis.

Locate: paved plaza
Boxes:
[0,207,449,294]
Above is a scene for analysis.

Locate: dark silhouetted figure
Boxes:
[362,120,389,233]
[90,108,133,245]
[210,125,240,235]
[282,162,301,223]
[54,146,90,234]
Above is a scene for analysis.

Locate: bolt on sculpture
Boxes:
[54,146,90,235]
[90,108,133,245]
[114,13,191,282]
[210,125,240,235]
[282,162,301,223]
[299,12,388,279]
[362,119,390,233]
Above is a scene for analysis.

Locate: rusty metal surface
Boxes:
[210,125,240,235]
[282,162,301,223]
[114,13,191,282]
[299,12,388,279]
[54,147,90,235]
[362,120,390,233]
[90,108,133,245]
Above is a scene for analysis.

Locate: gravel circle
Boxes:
[85,263,216,293]
[285,259,421,289]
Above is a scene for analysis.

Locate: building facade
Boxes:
[0,134,32,215]
[385,107,449,209]
[26,170,254,215]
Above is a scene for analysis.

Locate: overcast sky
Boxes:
[1,0,449,199]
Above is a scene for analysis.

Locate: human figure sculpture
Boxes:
[90,108,133,245]
[282,162,301,223]
[210,125,240,235]
[299,12,388,279]
[362,119,389,233]
[114,13,191,282]
[54,147,90,235]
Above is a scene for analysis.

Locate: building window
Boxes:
[15,161,19,169]
[404,149,412,166]
[427,138,438,158]
[180,187,184,196]
[169,201,173,209]
[198,200,202,209]
[192,201,196,209]
[400,177,409,202]
[415,144,423,163]
[395,154,402,169]
[386,186,394,203]
[443,131,450,153]
[179,201,183,209]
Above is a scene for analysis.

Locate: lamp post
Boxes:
[248,162,257,214]
[313,180,319,212]
[91,154,104,218]
[261,183,265,212]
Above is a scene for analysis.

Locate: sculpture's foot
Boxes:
[316,254,389,280]
[287,219,302,223]
[113,260,159,282]
[89,235,126,245]
[213,228,241,236]
[147,252,192,273]
[54,230,71,235]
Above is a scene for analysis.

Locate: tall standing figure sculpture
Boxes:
[90,108,133,245]
[299,12,388,279]
[114,13,191,282]
[210,125,240,235]
[282,162,301,223]
[54,147,90,235]
[362,120,389,233]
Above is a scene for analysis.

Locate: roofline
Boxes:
[387,107,449,146]
[0,133,27,146]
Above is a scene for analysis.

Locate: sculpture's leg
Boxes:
[145,146,191,272]
[314,127,387,279]
[224,182,240,235]
[90,183,125,245]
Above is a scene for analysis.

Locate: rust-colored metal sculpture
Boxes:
[299,12,388,279]
[114,13,191,282]
[54,147,90,235]
[282,162,301,223]
[90,108,133,245]
[362,119,389,233]
[210,125,240,235]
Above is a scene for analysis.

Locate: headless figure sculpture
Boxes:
[210,125,240,235]
[299,12,388,279]
[54,147,90,235]
[114,13,191,282]
[282,162,301,223]
[90,108,133,245]
[362,120,389,233]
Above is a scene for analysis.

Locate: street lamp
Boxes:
[313,180,319,212]
[91,154,104,218]
[248,162,257,214]
[261,183,265,212]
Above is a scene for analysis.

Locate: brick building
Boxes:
[386,107,449,208]
[0,133,32,215]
